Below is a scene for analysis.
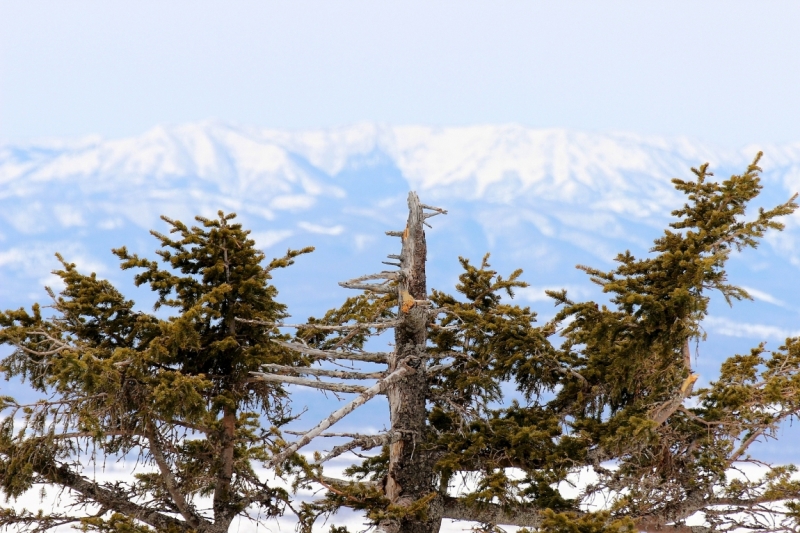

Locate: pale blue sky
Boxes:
[2,1,800,146]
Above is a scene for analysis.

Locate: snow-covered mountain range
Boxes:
[3,121,800,460]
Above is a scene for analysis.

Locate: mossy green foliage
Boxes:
[4,156,800,533]
[0,212,312,531]
[304,155,800,531]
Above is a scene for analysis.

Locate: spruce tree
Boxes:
[0,213,312,532]
[3,155,800,533]
[261,155,800,533]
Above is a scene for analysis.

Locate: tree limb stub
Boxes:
[420,203,447,215]
[340,271,399,283]
[650,372,699,425]
[339,271,399,294]
[648,338,699,425]
[337,281,395,294]
[267,365,414,468]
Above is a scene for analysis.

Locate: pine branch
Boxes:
[339,271,399,294]
[236,318,399,332]
[285,431,382,438]
[441,496,542,527]
[248,372,370,394]
[260,363,386,380]
[318,432,393,463]
[273,340,390,363]
[47,429,142,440]
[146,422,206,529]
[35,461,189,532]
[267,365,414,468]
[650,373,698,425]
[0,509,85,533]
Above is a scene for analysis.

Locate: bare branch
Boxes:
[342,271,399,282]
[146,422,205,529]
[637,519,711,533]
[420,203,448,215]
[236,318,398,332]
[426,361,455,373]
[260,363,386,380]
[48,429,142,440]
[650,372,699,425]
[317,475,379,489]
[249,372,370,394]
[12,342,68,358]
[274,340,390,363]
[35,461,189,532]
[319,432,393,463]
[339,271,399,294]
[442,496,542,527]
[268,365,414,468]
[338,282,395,294]
[285,431,383,438]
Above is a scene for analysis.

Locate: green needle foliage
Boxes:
[0,212,312,533]
[3,155,800,533]
[290,155,800,533]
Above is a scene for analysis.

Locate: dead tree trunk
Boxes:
[377,193,443,533]
[253,192,447,533]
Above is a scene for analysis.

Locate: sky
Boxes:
[2,1,800,146]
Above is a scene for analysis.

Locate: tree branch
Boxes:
[441,496,542,527]
[727,427,768,468]
[146,422,205,529]
[36,461,189,532]
[47,429,141,440]
[339,271,399,294]
[236,318,399,332]
[260,363,386,380]
[268,365,414,468]
[273,340,390,363]
[319,432,393,463]
[650,372,698,425]
[249,372,370,394]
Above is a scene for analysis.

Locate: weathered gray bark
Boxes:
[378,192,443,533]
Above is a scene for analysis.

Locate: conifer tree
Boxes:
[3,155,800,533]
[0,213,313,532]
[256,155,800,533]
